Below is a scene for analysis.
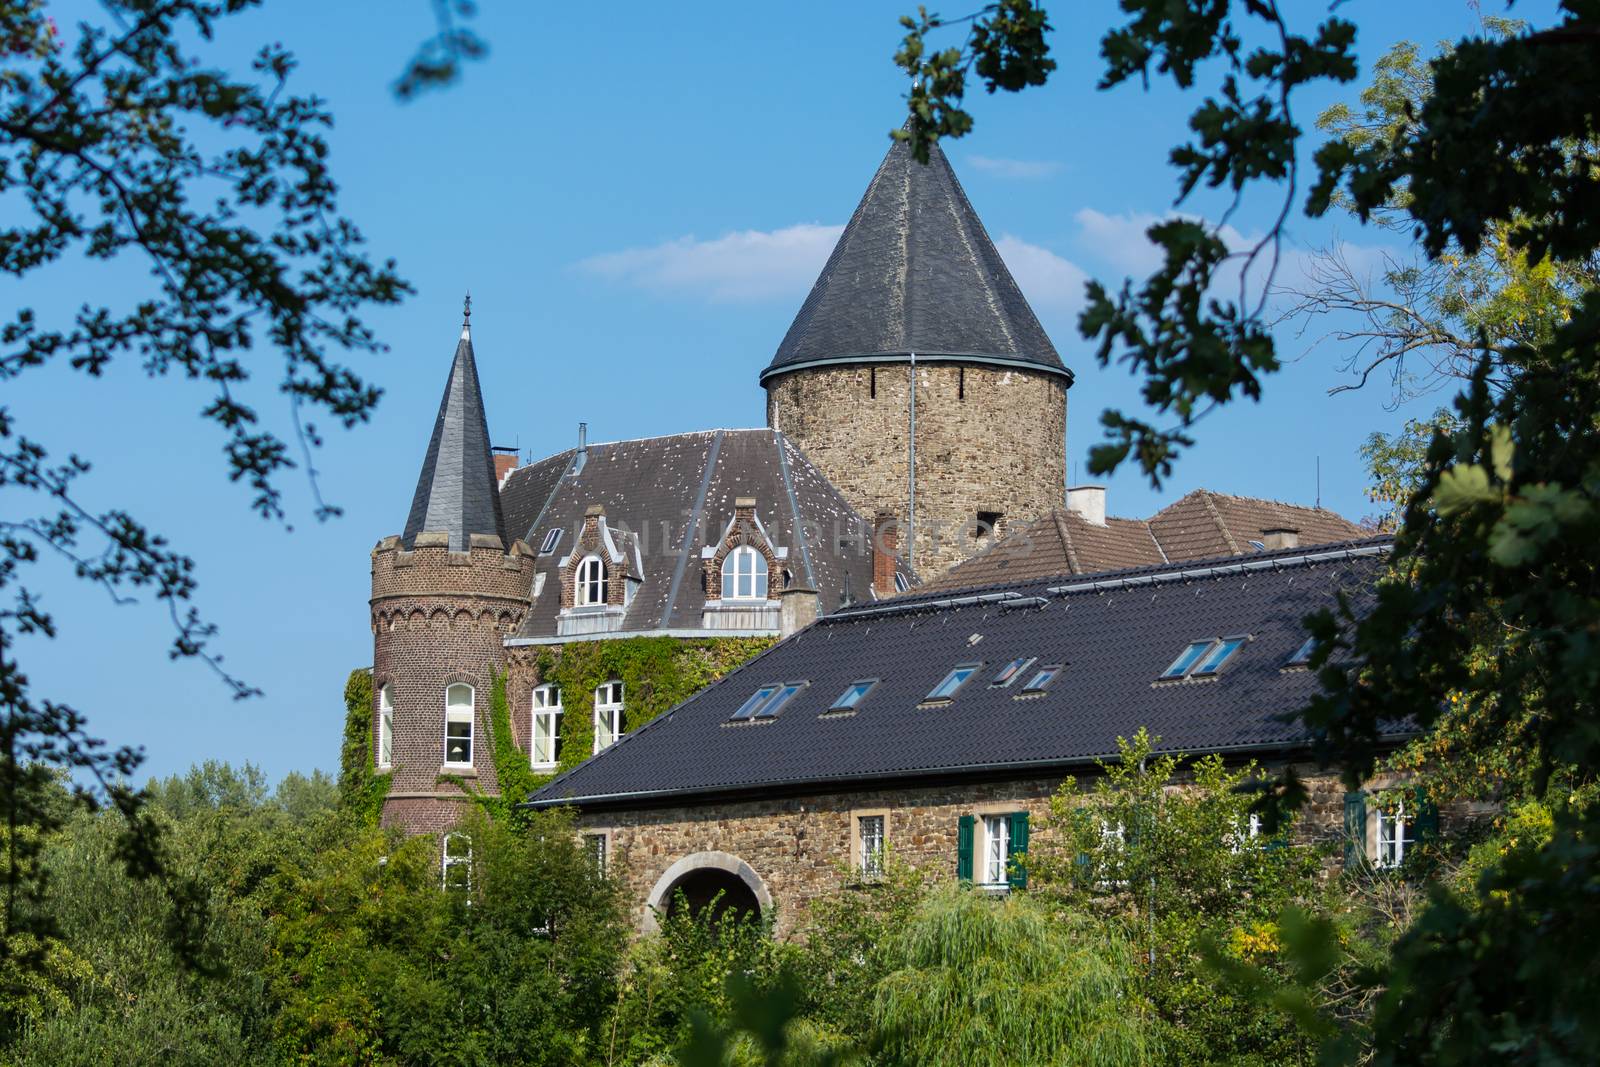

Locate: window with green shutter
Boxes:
[1007,810,1030,888]
[956,814,974,883]
[1412,787,1440,841]
[1343,792,1367,870]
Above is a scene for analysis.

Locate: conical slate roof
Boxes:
[760,133,1070,385]
[402,302,508,550]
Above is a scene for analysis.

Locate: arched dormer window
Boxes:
[721,546,769,600]
[576,554,608,606]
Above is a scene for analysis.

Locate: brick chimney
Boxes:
[872,510,900,599]
[1261,527,1299,550]
[492,445,519,485]
[733,496,758,537]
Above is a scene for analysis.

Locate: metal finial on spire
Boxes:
[460,292,472,339]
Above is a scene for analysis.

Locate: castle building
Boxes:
[369,133,1373,852]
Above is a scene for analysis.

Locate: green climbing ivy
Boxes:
[338,668,390,827]
[533,635,777,778]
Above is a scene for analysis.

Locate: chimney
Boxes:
[1066,485,1107,526]
[571,422,589,477]
[779,585,819,638]
[492,445,519,485]
[734,496,757,536]
[1261,527,1299,550]
[872,510,900,599]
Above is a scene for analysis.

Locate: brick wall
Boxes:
[574,763,1361,938]
[766,363,1068,577]
[370,532,533,833]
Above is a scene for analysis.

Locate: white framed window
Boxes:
[1376,801,1412,869]
[532,684,563,769]
[858,814,886,881]
[442,832,472,891]
[720,545,769,600]
[444,683,474,766]
[576,554,608,606]
[583,832,608,876]
[377,684,394,769]
[538,528,563,555]
[1229,812,1263,853]
[981,814,1012,886]
[593,680,624,752]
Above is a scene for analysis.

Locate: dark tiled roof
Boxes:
[402,321,508,550]
[529,538,1395,809]
[760,134,1069,385]
[1148,490,1367,561]
[496,430,912,640]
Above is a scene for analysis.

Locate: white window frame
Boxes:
[538,527,563,555]
[981,813,1012,887]
[582,831,609,877]
[442,831,472,891]
[531,684,563,769]
[444,683,474,768]
[576,554,608,606]
[720,545,770,600]
[1376,801,1412,869]
[593,680,624,752]
[377,683,394,769]
[1018,663,1064,695]
[856,811,887,881]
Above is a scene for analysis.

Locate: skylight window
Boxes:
[1192,637,1246,676]
[991,657,1038,688]
[1248,539,1267,552]
[925,663,981,702]
[1286,635,1317,667]
[1019,664,1063,694]
[755,682,806,718]
[1162,641,1214,679]
[538,528,563,555]
[830,679,877,711]
[894,572,910,593]
[731,685,778,721]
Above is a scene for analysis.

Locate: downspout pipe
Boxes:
[908,352,916,565]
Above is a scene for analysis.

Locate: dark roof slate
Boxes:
[761,134,1068,384]
[530,538,1395,809]
[402,321,508,550]
[496,429,912,640]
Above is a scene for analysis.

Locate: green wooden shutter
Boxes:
[1413,787,1440,841]
[1007,811,1030,889]
[1343,792,1367,870]
[956,815,975,883]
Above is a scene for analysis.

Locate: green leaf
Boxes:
[1432,462,1494,515]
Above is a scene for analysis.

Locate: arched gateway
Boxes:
[643,851,772,934]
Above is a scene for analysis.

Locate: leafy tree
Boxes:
[870,884,1150,1067]
[1030,730,1325,1066]
[891,2,1600,1060]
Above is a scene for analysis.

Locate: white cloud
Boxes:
[967,154,1062,180]
[994,234,1090,315]
[576,223,844,302]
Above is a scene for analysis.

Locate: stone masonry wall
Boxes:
[370,532,533,833]
[577,761,1356,938]
[766,363,1068,577]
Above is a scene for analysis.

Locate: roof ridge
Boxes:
[1198,489,1243,555]
[1050,508,1082,573]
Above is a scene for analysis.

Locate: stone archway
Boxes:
[642,850,772,934]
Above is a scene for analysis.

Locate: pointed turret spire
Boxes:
[401,298,507,550]
[761,132,1069,384]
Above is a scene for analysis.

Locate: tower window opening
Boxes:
[959,366,965,400]
[870,367,877,398]
[377,684,394,769]
[975,511,1003,540]
[444,683,474,766]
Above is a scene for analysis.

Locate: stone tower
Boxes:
[763,135,1073,578]
[369,299,533,834]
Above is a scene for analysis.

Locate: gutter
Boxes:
[505,627,776,648]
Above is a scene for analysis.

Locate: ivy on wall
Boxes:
[338,668,390,827]
[532,635,777,778]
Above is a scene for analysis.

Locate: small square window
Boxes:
[975,510,1003,539]
[1286,635,1317,667]
[1192,637,1246,676]
[991,656,1038,688]
[754,682,806,718]
[732,685,779,721]
[925,663,982,702]
[538,528,563,555]
[1162,641,1215,679]
[1018,664,1063,695]
[830,680,877,712]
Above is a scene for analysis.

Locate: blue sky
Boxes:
[9,1,1555,784]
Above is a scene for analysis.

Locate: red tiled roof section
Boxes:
[1149,490,1367,562]
[920,509,1164,592]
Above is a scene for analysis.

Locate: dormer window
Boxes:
[576,554,608,606]
[721,546,769,600]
